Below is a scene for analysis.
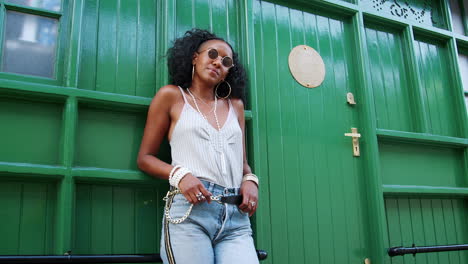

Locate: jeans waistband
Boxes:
[200,180,240,196]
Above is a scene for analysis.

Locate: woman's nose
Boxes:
[211,57,222,67]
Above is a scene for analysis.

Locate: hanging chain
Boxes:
[163,189,223,224]
[163,190,193,224]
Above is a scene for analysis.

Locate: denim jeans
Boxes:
[160,180,259,264]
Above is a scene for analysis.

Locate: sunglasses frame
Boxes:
[197,48,235,68]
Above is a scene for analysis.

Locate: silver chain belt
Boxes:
[163,189,226,224]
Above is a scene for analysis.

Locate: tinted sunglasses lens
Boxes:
[208,49,218,59]
[222,56,233,68]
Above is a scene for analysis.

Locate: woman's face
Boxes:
[192,39,233,85]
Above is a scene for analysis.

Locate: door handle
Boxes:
[344,128,361,157]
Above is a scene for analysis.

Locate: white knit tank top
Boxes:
[170,86,243,188]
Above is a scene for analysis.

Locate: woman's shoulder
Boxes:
[154,85,181,98]
[150,85,182,103]
[147,85,184,114]
[230,98,244,110]
[230,98,245,118]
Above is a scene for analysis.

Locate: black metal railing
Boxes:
[0,250,267,264]
[388,244,468,257]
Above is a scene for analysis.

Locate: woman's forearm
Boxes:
[137,154,173,180]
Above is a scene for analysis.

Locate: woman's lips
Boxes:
[208,68,219,76]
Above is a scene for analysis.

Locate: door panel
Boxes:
[379,142,465,187]
[364,25,415,132]
[384,197,468,264]
[254,1,368,263]
[414,37,461,137]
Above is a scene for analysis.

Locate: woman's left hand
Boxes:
[239,181,258,217]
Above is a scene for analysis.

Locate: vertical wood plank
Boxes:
[0,182,22,254]
[74,184,92,254]
[96,0,118,93]
[137,0,156,97]
[78,0,99,90]
[115,0,137,96]
[90,185,113,254]
[135,188,158,253]
[19,183,47,254]
[112,187,135,253]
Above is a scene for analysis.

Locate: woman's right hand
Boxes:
[178,174,212,205]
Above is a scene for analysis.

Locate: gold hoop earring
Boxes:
[192,65,195,80]
[215,80,232,99]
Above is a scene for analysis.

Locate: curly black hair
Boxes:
[167,28,247,101]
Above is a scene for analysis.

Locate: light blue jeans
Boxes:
[160,180,259,264]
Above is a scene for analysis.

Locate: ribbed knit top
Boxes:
[170,86,243,188]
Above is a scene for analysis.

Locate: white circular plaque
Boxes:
[288,45,325,88]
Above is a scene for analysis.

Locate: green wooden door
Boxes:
[248,1,468,264]
[252,2,369,263]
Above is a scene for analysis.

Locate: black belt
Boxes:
[217,195,243,206]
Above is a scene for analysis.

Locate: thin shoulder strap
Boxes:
[228,99,237,118]
[178,86,188,103]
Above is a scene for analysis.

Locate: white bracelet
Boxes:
[170,167,191,188]
[168,165,181,181]
[242,173,259,186]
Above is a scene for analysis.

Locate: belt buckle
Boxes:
[211,194,223,204]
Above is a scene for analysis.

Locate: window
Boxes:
[0,0,63,79]
[449,0,467,35]
[458,51,468,113]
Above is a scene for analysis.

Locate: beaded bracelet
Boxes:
[168,165,182,181]
[170,167,191,188]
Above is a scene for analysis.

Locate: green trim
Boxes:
[299,0,357,16]
[447,38,468,137]
[72,167,156,183]
[242,0,273,261]
[405,26,430,132]
[441,0,452,32]
[376,129,468,147]
[61,96,77,168]
[413,26,452,43]
[0,79,151,105]
[55,177,74,254]
[0,72,60,85]
[0,162,67,177]
[64,0,84,87]
[266,0,356,19]
[355,10,390,263]
[54,0,70,85]
[383,185,468,197]
[362,12,407,30]
[4,3,62,18]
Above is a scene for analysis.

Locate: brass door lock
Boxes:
[344,128,361,157]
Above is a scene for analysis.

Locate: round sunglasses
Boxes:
[197,48,234,68]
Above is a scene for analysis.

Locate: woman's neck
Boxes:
[190,78,216,101]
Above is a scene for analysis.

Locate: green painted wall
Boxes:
[0,0,467,264]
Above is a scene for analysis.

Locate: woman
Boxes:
[137,29,259,264]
